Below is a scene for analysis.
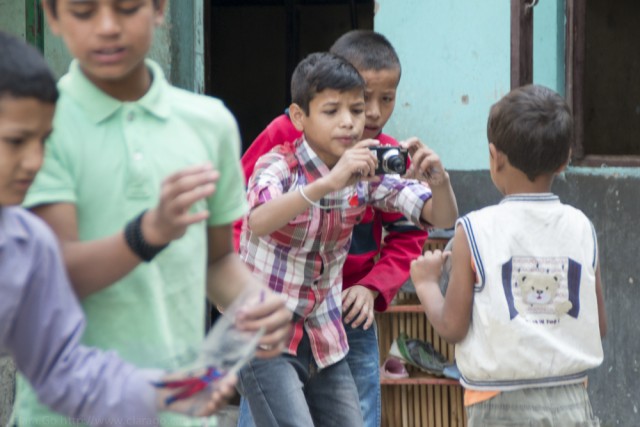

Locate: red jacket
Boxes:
[234,114,428,311]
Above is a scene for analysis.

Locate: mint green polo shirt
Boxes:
[16,60,248,427]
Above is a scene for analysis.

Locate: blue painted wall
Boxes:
[375,0,564,171]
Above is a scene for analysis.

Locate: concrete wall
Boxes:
[376,1,639,425]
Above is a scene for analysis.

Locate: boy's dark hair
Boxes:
[329,30,401,75]
[46,0,160,17]
[291,52,365,115]
[488,84,572,182]
[0,31,58,104]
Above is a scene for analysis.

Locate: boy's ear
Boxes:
[289,103,305,132]
[555,149,572,174]
[488,143,505,169]
[42,0,61,35]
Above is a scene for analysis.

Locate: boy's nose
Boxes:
[366,101,381,121]
[22,142,44,175]
[339,111,355,128]
[96,8,122,35]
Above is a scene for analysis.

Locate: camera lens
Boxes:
[385,156,405,173]
[382,149,406,174]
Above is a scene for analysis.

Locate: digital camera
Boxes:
[370,146,408,175]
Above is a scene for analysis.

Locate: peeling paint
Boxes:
[567,166,640,178]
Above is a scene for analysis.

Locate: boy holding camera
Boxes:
[236,30,432,427]
[236,52,457,427]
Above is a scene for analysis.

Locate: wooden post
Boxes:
[510,0,534,89]
[565,0,585,159]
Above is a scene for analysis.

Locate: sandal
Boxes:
[389,333,448,377]
[380,357,409,379]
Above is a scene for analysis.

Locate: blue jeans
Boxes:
[345,320,380,427]
[236,330,363,427]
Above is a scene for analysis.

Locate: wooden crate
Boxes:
[376,238,466,427]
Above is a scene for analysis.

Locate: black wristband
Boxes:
[124,210,169,262]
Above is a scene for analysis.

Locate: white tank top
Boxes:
[456,193,604,391]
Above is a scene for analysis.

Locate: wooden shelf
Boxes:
[381,304,423,313]
[381,373,460,386]
[376,236,466,426]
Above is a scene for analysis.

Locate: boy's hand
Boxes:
[401,137,449,188]
[236,291,293,358]
[327,139,380,189]
[342,285,378,330]
[410,249,449,289]
[157,371,237,417]
[143,164,220,246]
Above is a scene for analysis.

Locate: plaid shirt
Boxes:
[240,139,432,368]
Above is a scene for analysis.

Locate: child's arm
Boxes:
[248,139,379,236]
[233,114,302,251]
[2,219,234,425]
[31,164,219,298]
[595,262,607,338]
[342,216,428,325]
[206,224,293,358]
[401,137,458,228]
[410,225,475,343]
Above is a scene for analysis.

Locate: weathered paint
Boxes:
[375,0,566,171]
[0,0,26,38]
[168,0,205,93]
[375,0,510,171]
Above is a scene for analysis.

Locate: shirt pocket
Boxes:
[270,208,318,247]
[333,206,365,244]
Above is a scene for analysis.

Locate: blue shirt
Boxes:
[0,207,160,426]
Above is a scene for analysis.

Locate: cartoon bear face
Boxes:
[516,272,559,306]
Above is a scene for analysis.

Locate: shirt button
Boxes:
[134,152,143,161]
[127,111,135,121]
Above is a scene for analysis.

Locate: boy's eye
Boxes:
[5,137,24,145]
[70,7,95,19]
[116,0,145,14]
[383,96,395,103]
[118,3,142,15]
[323,109,337,116]
[352,108,364,115]
[1,137,25,149]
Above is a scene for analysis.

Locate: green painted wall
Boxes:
[0,0,26,38]
[0,0,202,91]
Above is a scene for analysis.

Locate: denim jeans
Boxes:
[345,320,380,427]
[236,330,363,427]
[237,321,380,427]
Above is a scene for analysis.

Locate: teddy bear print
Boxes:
[514,272,573,317]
